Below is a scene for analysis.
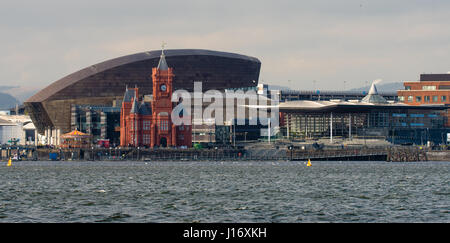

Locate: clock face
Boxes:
[160,84,167,91]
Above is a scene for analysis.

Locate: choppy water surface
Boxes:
[0,160,448,222]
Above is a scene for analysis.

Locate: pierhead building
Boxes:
[120,50,192,148]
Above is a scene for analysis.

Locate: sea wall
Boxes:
[426,151,450,161]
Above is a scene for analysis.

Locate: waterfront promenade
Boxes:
[1,142,448,162]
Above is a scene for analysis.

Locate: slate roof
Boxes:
[157,50,169,71]
[138,101,152,115]
[122,87,136,103]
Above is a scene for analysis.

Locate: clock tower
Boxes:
[120,46,191,148]
[150,47,176,147]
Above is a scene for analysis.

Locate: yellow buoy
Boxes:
[7,157,12,167]
[306,159,312,167]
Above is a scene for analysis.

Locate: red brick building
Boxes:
[120,50,192,147]
[397,74,450,126]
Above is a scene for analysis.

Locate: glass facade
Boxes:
[72,105,121,146]
[282,107,447,144]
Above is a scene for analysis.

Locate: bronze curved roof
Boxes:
[26,49,261,103]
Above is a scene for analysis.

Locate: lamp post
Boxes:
[288,145,293,161]
[330,112,333,144]
[363,127,366,146]
[392,128,395,145]
[233,121,236,147]
[421,130,424,145]
[348,113,352,141]
[286,114,289,139]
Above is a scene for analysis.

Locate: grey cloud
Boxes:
[1,0,450,91]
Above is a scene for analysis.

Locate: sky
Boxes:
[1,0,450,94]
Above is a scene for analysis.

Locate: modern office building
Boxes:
[397,73,450,127]
[71,105,121,146]
[398,74,450,105]
[280,83,449,145]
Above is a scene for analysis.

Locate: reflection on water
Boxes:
[0,160,448,222]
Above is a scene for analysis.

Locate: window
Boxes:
[422,85,436,90]
[424,96,430,102]
[408,96,413,102]
[416,96,422,102]
[432,96,438,102]
[369,112,389,128]
[143,134,150,144]
[405,86,411,90]
[399,96,405,102]
[442,96,447,102]
[143,120,151,130]
[159,120,169,131]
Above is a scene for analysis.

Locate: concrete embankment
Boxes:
[1,145,449,162]
[426,151,450,161]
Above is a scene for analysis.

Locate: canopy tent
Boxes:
[60,129,92,148]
